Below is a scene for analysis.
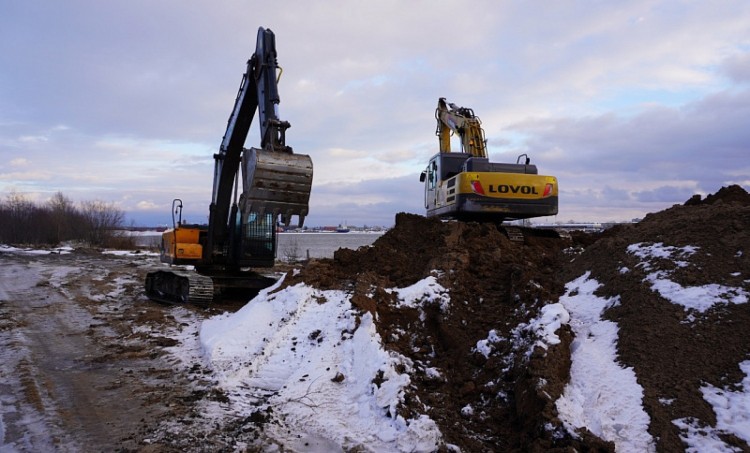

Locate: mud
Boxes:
[0,252,219,451]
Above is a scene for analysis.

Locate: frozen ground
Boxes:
[0,185,748,452]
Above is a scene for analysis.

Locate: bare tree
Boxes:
[283,237,302,263]
[79,200,125,246]
[0,192,134,247]
[47,191,79,243]
[0,191,39,243]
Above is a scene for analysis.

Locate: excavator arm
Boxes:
[435,97,488,158]
[204,27,312,267]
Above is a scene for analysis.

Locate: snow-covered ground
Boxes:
[627,242,748,313]
[531,242,750,453]
[0,244,73,255]
[181,238,750,452]
[554,272,655,452]
[197,275,443,452]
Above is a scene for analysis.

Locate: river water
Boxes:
[277,232,383,260]
[133,232,384,260]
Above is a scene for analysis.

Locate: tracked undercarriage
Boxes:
[145,269,276,307]
[501,225,572,243]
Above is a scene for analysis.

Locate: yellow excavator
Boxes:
[145,27,313,305]
[421,98,558,223]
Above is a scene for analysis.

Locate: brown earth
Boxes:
[283,184,749,451]
[285,215,610,451]
[562,185,750,452]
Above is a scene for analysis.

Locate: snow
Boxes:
[0,244,159,258]
[199,275,442,452]
[0,244,73,255]
[527,302,569,350]
[704,368,750,441]
[474,329,503,358]
[388,274,450,312]
[627,242,748,313]
[645,273,748,312]
[102,249,159,257]
[672,418,742,453]
[555,272,655,452]
[674,360,750,450]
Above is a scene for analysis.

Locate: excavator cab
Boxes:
[237,210,276,264]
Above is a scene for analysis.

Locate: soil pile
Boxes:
[286,184,749,451]
[563,184,750,451]
[286,214,601,451]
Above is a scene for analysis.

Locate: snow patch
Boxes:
[102,249,159,257]
[389,275,450,312]
[672,418,742,453]
[0,244,73,255]
[627,242,748,313]
[674,360,750,449]
[474,329,504,358]
[527,303,570,350]
[199,276,442,451]
[645,272,748,312]
[555,272,655,452]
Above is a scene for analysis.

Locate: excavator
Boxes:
[144,27,312,305]
[421,98,559,238]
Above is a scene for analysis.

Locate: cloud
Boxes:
[506,87,750,212]
[722,51,750,84]
[633,185,697,203]
[9,158,29,167]
[1,1,749,226]
[136,200,160,210]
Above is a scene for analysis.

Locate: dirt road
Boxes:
[0,251,215,451]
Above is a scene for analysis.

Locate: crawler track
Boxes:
[145,270,215,306]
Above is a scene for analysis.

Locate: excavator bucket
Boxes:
[241,147,313,227]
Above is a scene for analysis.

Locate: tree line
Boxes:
[0,191,131,247]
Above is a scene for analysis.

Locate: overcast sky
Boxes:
[1,1,749,227]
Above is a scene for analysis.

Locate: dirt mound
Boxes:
[287,214,608,451]
[564,185,750,451]
[280,185,749,451]
[684,184,750,206]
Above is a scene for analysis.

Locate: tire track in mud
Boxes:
[0,253,188,451]
[0,258,66,451]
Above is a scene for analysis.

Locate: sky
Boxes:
[1,1,749,227]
